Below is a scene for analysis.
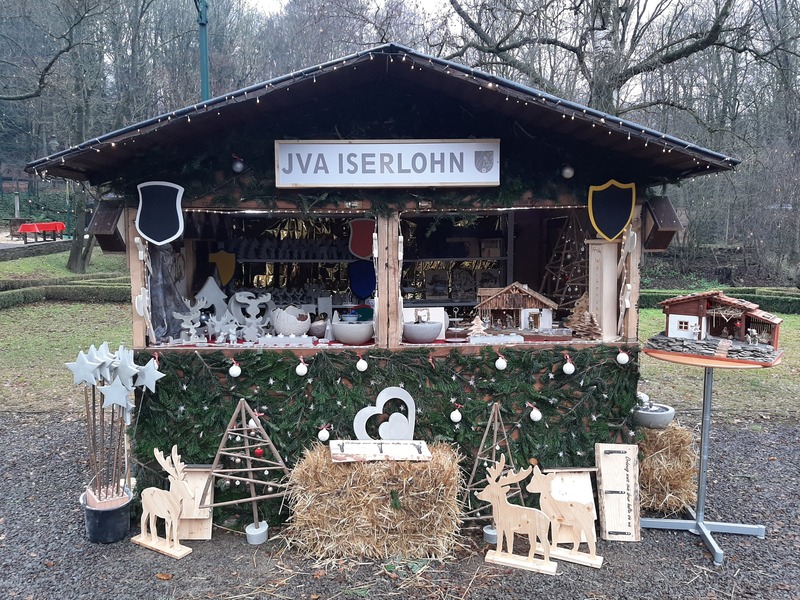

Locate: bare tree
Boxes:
[0,0,106,102]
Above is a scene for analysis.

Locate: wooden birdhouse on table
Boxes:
[659,290,781,348]
[476,282,558,331]
[645,290,783,367]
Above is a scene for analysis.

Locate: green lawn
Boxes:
[0,250,126,279]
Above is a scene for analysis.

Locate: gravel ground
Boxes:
[1,411,798,600]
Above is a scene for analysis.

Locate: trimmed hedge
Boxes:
[0,281,130,309]
[0,287,47,309]
[0,273,129,291]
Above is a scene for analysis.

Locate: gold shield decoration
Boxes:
[209,250,236,286]
[588,180,636,241]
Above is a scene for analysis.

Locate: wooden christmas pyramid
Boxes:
[201,398,291,529]
[462,401,525,523]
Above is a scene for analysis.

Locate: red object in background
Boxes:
[17,221,66,234]
[253,447,264,458]
[17,221,66,243]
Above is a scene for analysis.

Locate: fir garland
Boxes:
[132,345,639,522]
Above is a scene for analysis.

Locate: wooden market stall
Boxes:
[25,43,740,492]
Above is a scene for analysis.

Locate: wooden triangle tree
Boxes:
[462,401,525,524]
[201,398,290,529]
[538,211,589,311]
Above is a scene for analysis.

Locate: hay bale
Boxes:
[281,443,463,560]
[638,421,698,515]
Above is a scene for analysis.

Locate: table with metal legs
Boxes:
[639,365,766,566]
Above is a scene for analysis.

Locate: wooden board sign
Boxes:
[329,439,431,462]
[594,443,640,541]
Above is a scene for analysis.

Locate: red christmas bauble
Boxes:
[254,447,264,458]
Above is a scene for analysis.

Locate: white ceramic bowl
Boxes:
[403,321,443,344]
[633,403,675,429]
[331,321,374,345]
[273,306,311,336]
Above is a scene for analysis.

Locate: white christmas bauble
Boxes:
[616,351,630,365]
[317,428,330,442]
[228,363,241,378]
[495,356,507,371]
[450,409,462,423]
[356,358,368,372]
[296,362,308,376]
[530,407,543,422]
[562,361,575,375]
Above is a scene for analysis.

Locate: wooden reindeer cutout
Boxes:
[477,455,556,574]
[131,445,194,559]
[526,465,603,568]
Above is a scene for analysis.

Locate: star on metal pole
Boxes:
[99,376,136,425]
[65,351,101,387]
[135,358,166,393]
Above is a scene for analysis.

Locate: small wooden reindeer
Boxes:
[132,445,195,559]
[477,455,554,572]
[526,465,601,566]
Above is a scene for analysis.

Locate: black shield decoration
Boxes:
[135,181,185,245]
[588,179,636,241]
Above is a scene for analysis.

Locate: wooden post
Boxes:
[124,207,148,349]
[586,238,621,342]
[375,212,402,349]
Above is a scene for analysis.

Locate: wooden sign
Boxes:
[329,439,431,462]
[594,443,640,541]
[177,465,214,541]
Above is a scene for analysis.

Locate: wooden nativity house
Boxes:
[475,282,557,331]
[25,43,742,472]
[659,290,782,348]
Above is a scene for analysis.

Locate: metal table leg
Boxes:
[640,367,765,565]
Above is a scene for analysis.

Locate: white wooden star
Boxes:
[65,351,101,387]
[135,358,166,393]
[114,346,140,390]
[87,344,113,383]
[98,376,135,424]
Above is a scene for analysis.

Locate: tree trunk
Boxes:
[67,189,87,273]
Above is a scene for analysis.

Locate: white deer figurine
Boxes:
[477,455,553,570]
[526,465,599,562]
[134,445,195,558]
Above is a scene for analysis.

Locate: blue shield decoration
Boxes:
[135,181,185,245]
[588,180,636,241]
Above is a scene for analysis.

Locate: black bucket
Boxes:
[80,489,132,543]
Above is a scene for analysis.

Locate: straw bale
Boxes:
[281,443,463,560]
[638,421,698,515]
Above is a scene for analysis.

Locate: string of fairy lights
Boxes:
[31,47,737,182]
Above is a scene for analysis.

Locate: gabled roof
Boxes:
[26,43,739,186]
[475,282,558,310]
[659,290,725,307]
[659,290,781,323]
